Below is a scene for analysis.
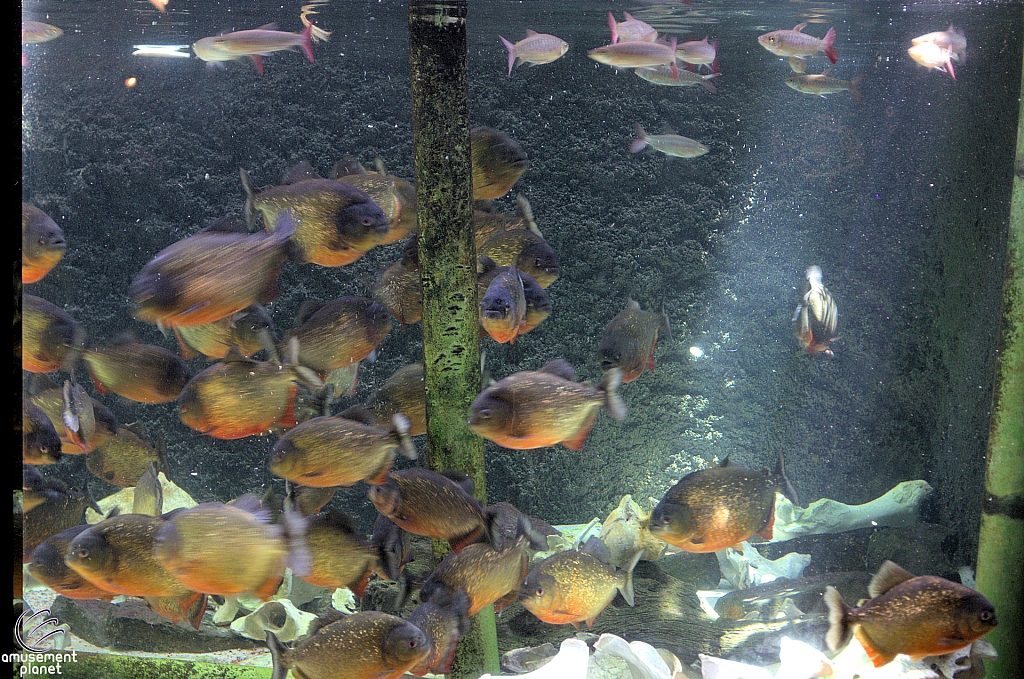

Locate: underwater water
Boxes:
[18,0,1022,674]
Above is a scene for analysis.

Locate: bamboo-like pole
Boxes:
[974,41,1024,679]
[408,1,499,676]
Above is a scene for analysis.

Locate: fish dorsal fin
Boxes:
[623,11,636,21]
[123,420,148,438]
[294,301,326,326]
[256,23,279,31]
[703,36,710,43]
[793,22,808,32]
[331,157,368,179]
[374,157,389,176]
[282,160,322,185]
[223,345,256,364]
[658,123,678,136]
[626,296,641,312]
[200,215,247,234]
[338,404,377,426]
[516,194,542,236]
[309,607,345,636]
[579,536,612,564]
[320,510,360,535]
[110,332,140,346]
[478,256,499,275]
[440,469,476,495]
[538,359,576,382]
[821,67,833,77]
[526,29,539,36]
[869,561,916,598]
[718,455,732,468]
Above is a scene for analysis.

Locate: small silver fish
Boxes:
[785,70,865,103]
[758,23,837,64]
[499,31,568,75]
[629,123,708,158]
[635,65,720,93]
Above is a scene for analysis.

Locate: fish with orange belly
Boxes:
[758,23,838,64]
[193,23,315,74]
[177,340,323,440]
[649,455,800,553]
[825,561,997,667]
[131,215,295,330]
[519,537,642,630]
[598,297,671,383]
[22,203,66,284]
[468,359,626,451]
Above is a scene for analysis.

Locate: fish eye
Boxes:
[980,610,994,622]
[38,237,47,245]
[39,445,48,453]
[478,409,492,419]
[769,36,776,42]
[75,548,89,558]
[362,218,373,226]
[535,587,544,596]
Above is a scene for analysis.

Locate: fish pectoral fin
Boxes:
[854,626,895,668]
[754,503,777,541]
[562,411,598,451]
[448,527,485,554]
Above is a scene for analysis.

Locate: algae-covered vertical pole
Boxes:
[974,43,1024,679]
[408,1,499,676]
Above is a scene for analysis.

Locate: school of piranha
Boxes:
[20,6,993,678]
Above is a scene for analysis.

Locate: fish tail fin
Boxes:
[300,22,315,63]
[607,12,618,44]
[822,27,838,64]
[240,168,259,230]
[823,586,853,651]
[266,631,290,679]
[629,123,648,153]
[805,265,823,289]
[775,451,800,506]
[618,549,644,606]
[391,413,418,460]
[499,36,516,76]
[848,73,865,103]
[600,367,627,421]
[282,497,313,578]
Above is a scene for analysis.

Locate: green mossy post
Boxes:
[974,43,1024,679]
[409,1,499,677]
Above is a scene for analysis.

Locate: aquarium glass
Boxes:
[18,0,1022,674]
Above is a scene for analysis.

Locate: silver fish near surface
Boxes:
[758,23,838,64]
[793,265,838,356]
